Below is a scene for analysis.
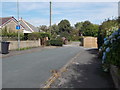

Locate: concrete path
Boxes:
[51,48,114,88]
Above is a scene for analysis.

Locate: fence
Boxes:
[83,37,97,48]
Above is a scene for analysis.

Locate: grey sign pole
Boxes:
[50,1,52,36]
[17,0,20,50]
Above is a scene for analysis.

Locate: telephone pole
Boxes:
[50,1,52,36]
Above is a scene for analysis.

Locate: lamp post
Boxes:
[17,0,20,50]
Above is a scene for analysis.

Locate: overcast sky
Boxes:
[1,2,118,26]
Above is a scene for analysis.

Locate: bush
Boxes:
[70,36,80,41]
[50,39,63,46]
[46,40,51,46]
[28,32,39,40]
[100,29,120,71]
[39,32,50,39]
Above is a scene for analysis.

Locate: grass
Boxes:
[16,47,32,51]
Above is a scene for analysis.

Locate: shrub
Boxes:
[50,39,63,46]
[28,32,39,40]
[100,29,120,71]
[39,32,50,39]
[70,36,80,41]
[46,40,51,46]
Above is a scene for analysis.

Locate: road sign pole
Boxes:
[18,28,20,50]
[50,1,52,37]
[17,0,20,50]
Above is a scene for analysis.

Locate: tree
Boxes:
[58,19,72,34]
[50,24,59,38]
[81,21,99,36]
[97,18,118,49]
[38,25,49,32]
[74,22,83,36]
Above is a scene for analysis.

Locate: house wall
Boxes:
[2,20,23,33]
[8,40,41,50]
[83,37,97,48]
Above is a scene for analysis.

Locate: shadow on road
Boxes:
[55,48,115,88]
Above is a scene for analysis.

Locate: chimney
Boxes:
[19,17,22,20]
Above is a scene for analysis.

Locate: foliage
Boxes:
[75,22,84,30]
[97,19,118,49]
[37,20,100,41]
[80,21,99,37]
[38,25,49,32]
[100,29,120,71]
[16,47,32,51]
[49,39,63,46]
[28,32,40,40]
[28,32,50,40]
[74,22,84,36]
[58,19,71,33]
[46,40,51,46]
[39,32,50,39]
[50,24,59,38]
[1,26,24,40]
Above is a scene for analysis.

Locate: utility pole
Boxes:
[17,0,20,50]
[50,1,52,36]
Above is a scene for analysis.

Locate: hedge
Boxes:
[47,39,63,46]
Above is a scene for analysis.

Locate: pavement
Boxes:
[51,48,114,88]
[2,44,83,88]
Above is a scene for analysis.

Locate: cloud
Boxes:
[19,2,49,12]
[26,18,49,26]
[1,2,118,26]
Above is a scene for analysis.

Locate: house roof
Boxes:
[0,16,18,26]
[0,16,39,33]
[19,19,39,32]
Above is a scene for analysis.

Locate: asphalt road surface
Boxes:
[2,45,82,88]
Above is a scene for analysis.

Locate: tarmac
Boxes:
[51,48,114,88]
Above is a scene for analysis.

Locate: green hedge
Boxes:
[47,40,63,46]
[28,32,50,40]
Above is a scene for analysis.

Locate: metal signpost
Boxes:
[17,0,20,50]
[50,1,52,36]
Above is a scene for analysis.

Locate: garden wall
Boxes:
[8,40,41,50]
[83,37,97,48]
[110,65,120,90]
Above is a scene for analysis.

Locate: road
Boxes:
[3,44,82,88]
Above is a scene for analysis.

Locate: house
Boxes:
[19,17,39,39]
[0,16,24,33]
[0,16,39,39]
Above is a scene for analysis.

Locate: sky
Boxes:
[1,2,118,27]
